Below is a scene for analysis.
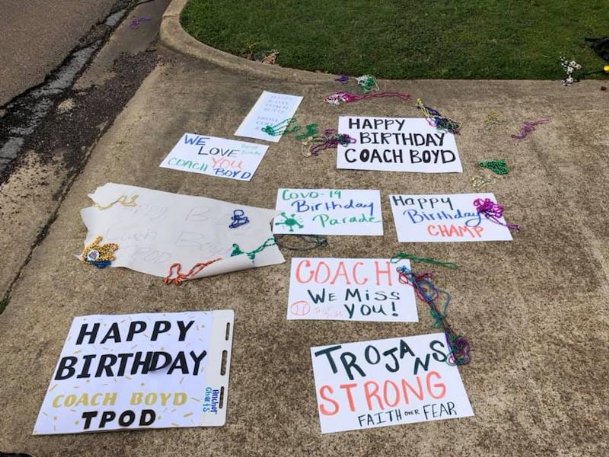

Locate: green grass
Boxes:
[181,0,608,79]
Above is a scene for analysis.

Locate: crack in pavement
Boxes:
[0,0,166,309]
[0,0,132,177]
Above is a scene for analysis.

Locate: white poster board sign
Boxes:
[337,116,462,173]
[287,258,417,322]
[80,183,284,281]
[234,91,303,142]
[34,310,234,435]
[273,188,383,236]
[160,134,268,181]
[311,333,474,434]
[389,193,513,242]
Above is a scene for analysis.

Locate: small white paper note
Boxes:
[234,91,303,142]
[80,183,284,280]
[311,333,474,434]
[337,116,462,173]
[34,310,234,435]
[160,133,268,181]
[389,193,513,242]
[287,258,418,322]
[273,188,383,236]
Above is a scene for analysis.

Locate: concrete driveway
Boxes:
[0,2,608,456]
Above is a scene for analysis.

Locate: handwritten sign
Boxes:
[81,183,284,280]
[389,193,513,242]
[34,310,234,435]
[160,134,268,181]
[288,258,417,322]
[337,116,462,173]
[234,91,303,142]
[311,333,474,433]
[273,188,383,236]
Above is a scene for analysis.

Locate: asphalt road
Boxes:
[0,0,117,106]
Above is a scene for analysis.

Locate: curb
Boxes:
[160,0,334,84]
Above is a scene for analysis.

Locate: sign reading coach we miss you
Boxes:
[311,333,473,434]
[34,311,234,435]
[288,258,418,322]
[337,116,462,173]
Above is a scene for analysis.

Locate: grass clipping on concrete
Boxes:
[181,0,607,79]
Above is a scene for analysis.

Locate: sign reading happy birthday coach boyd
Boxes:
[337,116,462,173]
[34,311,234,435]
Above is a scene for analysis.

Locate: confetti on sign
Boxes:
[34,311,234,434]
